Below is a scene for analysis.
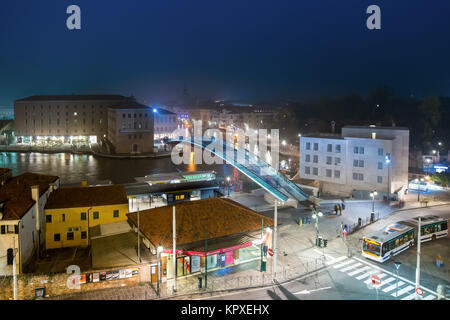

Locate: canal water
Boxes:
[0,152,237,186]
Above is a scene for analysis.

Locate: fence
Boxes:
[154,256,327,298]
[347,212,380,235]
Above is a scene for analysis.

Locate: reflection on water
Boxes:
[0,152,234,186]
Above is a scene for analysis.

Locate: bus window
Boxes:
[442,222,448,231]
[363,240,381,256]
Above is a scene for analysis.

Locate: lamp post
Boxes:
[312,210,323,246]
[415,178,424,202]
[226,176,231,197]
[385,154,391,200]
[394,260,402,298]
[370,191,377,222]
[157,244,163,297]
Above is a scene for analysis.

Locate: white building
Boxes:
[153,108,178,140]
[299,126,409,198]
[0,172,59,275]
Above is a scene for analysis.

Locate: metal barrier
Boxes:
[157,256,326,298]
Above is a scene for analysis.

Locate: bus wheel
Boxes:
[432,234,436,241]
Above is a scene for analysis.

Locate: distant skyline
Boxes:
[1,0,450,107]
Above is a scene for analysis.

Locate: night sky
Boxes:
[1,0,450,107]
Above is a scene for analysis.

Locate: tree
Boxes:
[418,96,441,142]
[430,172,450,187]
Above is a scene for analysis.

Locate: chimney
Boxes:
[31,186,40,254]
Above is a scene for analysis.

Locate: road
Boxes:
[199,205,450,300]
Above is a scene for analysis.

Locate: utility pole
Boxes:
[415,217,421,300]
[273,199,278,281]
[13,238,18,300]
[137,199,141,264]
[205,227,208,288]
[173,206,177,292]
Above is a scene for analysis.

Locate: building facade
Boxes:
[0,172,59,275]
[44,185,129,249]
[14,95,130,144]
[153,108,178,140]
[106,101,155,154]
[299,126,409,198]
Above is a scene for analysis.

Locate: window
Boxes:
[46,215,52,223]
[326,156,332,165]
[335,145,341,153]
[326,169,332,178]
[93,211,99,220]
[335,157,341,166]
[334,170,341,178]
[67,232,74,241]
[378,162,383,170]
[305,166,310,174]
[312,167,318,176]
[327,144,332,152]
[305,154,311,162]
[359,160,364,168]
[81,212,87,221]
[378,148,383,156]
[353,173,358,180]
[81,231,87,240]
[313,155,318,163]
[0,225,5,234]
[359,147,364,154]
[354,147,359,154]
[306,142,311,150]
[353,159,358,167]
[60,214,66,223]
[113,210,119,218]
[358,173,364,181]
[54,234,60,242]
[313,143,319,151]
[377,176,383,183]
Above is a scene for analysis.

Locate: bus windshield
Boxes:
[363,239,381,256]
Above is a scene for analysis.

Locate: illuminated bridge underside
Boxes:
[170,138,314,205]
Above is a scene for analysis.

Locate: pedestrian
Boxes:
[338,204,342,215]
[436,254,444,269]
[341,202,346,211]
[334,205,338,215]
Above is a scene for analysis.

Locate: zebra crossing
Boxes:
[321,253,437,300]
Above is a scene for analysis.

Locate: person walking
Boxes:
[436,254,444,269]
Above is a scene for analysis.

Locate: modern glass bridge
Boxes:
[169,137,314,205]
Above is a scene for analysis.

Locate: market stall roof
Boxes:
[127,198,275,250]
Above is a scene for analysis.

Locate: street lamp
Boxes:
[370,191,377,222]
[385,154,391,200]
[226,176,231,197]
[312,211,323,246]
[394,260,402,298]
[157,244,163,297]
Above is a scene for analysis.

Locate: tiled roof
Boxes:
[45,185,128,210]
[0,172,59,220]
[127,198,275,249]
[15,95,128,102]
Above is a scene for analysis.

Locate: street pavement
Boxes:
[50,189,450,300]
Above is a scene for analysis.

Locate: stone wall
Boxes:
[0,264,150,300]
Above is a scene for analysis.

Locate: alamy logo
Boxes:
[66,5,81,30]
[366,5,381,30]
[171,121,280,172]
[66,265,81,290]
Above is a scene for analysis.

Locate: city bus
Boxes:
[362,215,448,263]
[398,215,448,243]
[362,223,415,263]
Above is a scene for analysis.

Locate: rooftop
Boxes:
[0,172,59,220]
[108,100,150,110]
[45,185,128,210]
[127,198,274,250]
[154,108,176,115]
[16,95,128,102]
[342,125,409,131]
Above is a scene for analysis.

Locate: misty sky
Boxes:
[1,0,450,107]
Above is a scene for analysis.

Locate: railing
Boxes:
[154,256,327,299]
